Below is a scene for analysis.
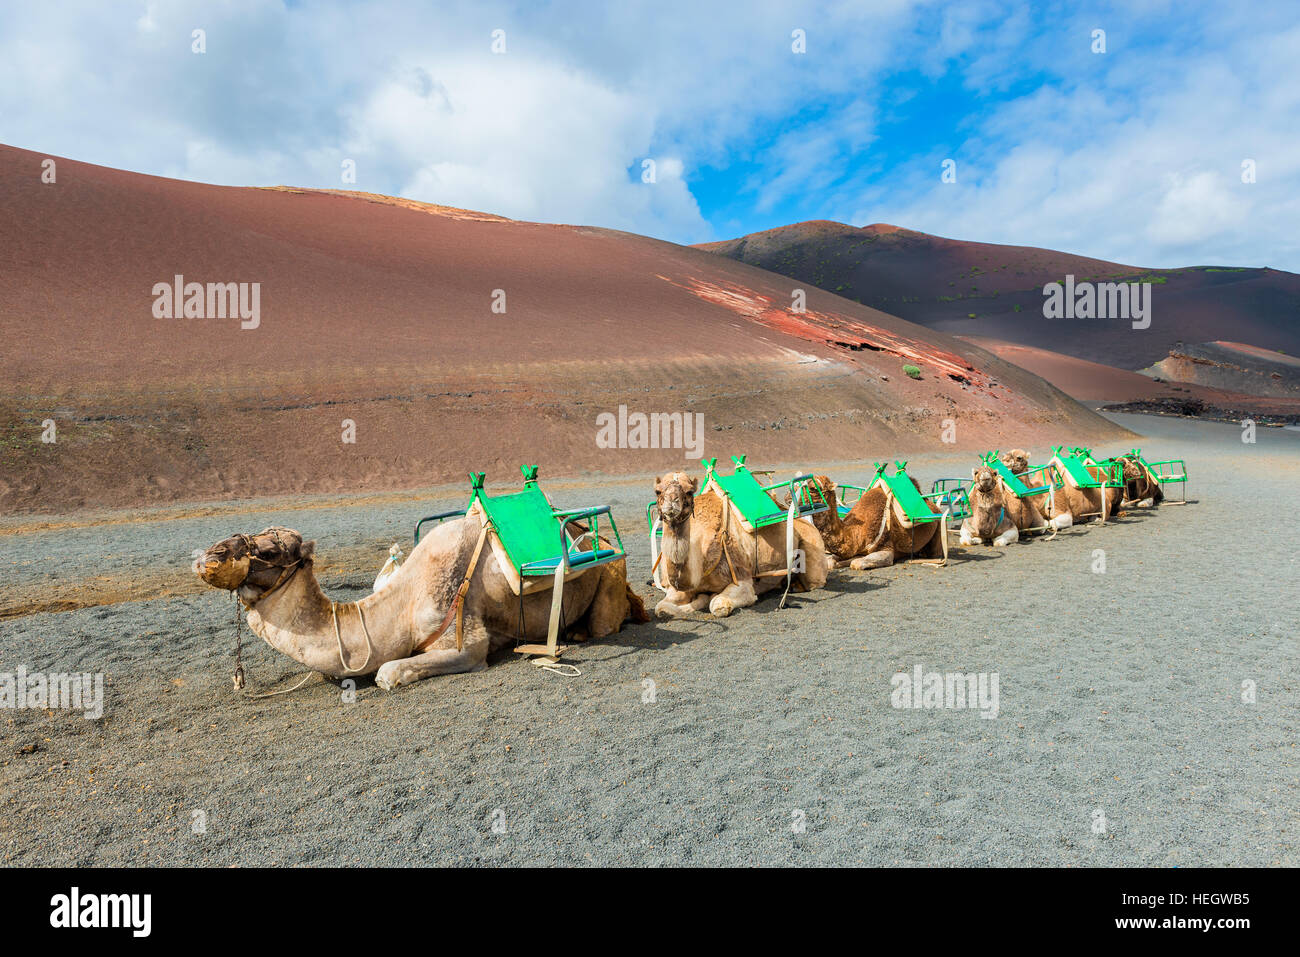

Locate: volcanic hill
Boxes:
[0,145,1124,513]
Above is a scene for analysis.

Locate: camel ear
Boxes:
[654,474,668,494]
[300,540,315,561]
[971,467,980,480]
[683,475,698,494]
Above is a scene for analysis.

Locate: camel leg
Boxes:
[655,590,710,619]
[375,619,491,690]
[993,525,1019,547]
[959,525,978,546]
[709,579,758,617]
[849,549,895,570]
[1051,513,1074,531]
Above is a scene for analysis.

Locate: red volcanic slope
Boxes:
[0,145,1123,513]
[700,221,1300,371]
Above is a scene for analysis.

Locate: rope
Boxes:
[243,671,322,699]
[535,661,582,678]
[230,590,324,700]
[416,518,491,654]
[332,600,375,674]
[778,482,799,609]
[649,512,665,590]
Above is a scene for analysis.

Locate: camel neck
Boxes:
[246,564,384,674]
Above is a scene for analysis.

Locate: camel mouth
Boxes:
[196,553,251,591]
[659,503,689,525]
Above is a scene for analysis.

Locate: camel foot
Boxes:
[994,528,1018,547]
[709,580,757,617]
[849,550,895,570]
[654,598,693,619]
[708,595,736,617]
[375,661,408,691]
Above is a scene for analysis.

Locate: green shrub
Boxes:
[903,364,922,379]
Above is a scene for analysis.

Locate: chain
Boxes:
[232,590,246,690]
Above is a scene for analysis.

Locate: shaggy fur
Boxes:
[960,466,1019,546]
[653,471,829,618]
[796,474,945,570]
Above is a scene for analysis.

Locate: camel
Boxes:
[196,523,647,690]
[1038,451,1126,528]
[959,465,1021,546]
[1001,449,1036,482]
[1001,448,1075,531]
[1116,453,1164,507]
[651,471,829,617]
[794,473,945,570]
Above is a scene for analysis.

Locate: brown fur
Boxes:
[1117,454,1164,506]
[1048,461,1125,522]
[802,473,942,567]
[802,475,880,561]
[653,470,829,617]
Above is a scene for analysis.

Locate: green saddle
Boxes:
[1052,446,1103,488]
[415,466,623,576]
[703,455,827,529]
[869,461,941,523]
[1127,448,1188,485]
[981,451,1052,498]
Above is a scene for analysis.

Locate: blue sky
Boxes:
[3,1,1298,269]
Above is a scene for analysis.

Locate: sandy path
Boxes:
[1,413,1296,866]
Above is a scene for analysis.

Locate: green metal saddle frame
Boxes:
[932,453,1056,536]
[1124,448,1188,503]
[416,466,626,575]
[840,461,947,525]
[981,451,1054,500]
[1051,446,1123,490]
[838,462,950,565]
[645,454,830,537]
[857,462,951,564]
[703,455,830,530]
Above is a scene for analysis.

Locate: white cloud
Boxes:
[345,55,705,236]
[850,16,1300,269]
[0,0,1295,268]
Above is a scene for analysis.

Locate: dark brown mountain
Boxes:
[699,221,1300,371]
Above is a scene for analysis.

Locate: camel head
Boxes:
[654,472,698,526]
[811,475,839,510]
[971,465,1000,497]
[195,526,315,604]
[787,474,839,512]
[1116,455,1144,485]
[1000,449,1030,474]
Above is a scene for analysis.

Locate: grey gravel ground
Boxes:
[2,413,1296,866]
